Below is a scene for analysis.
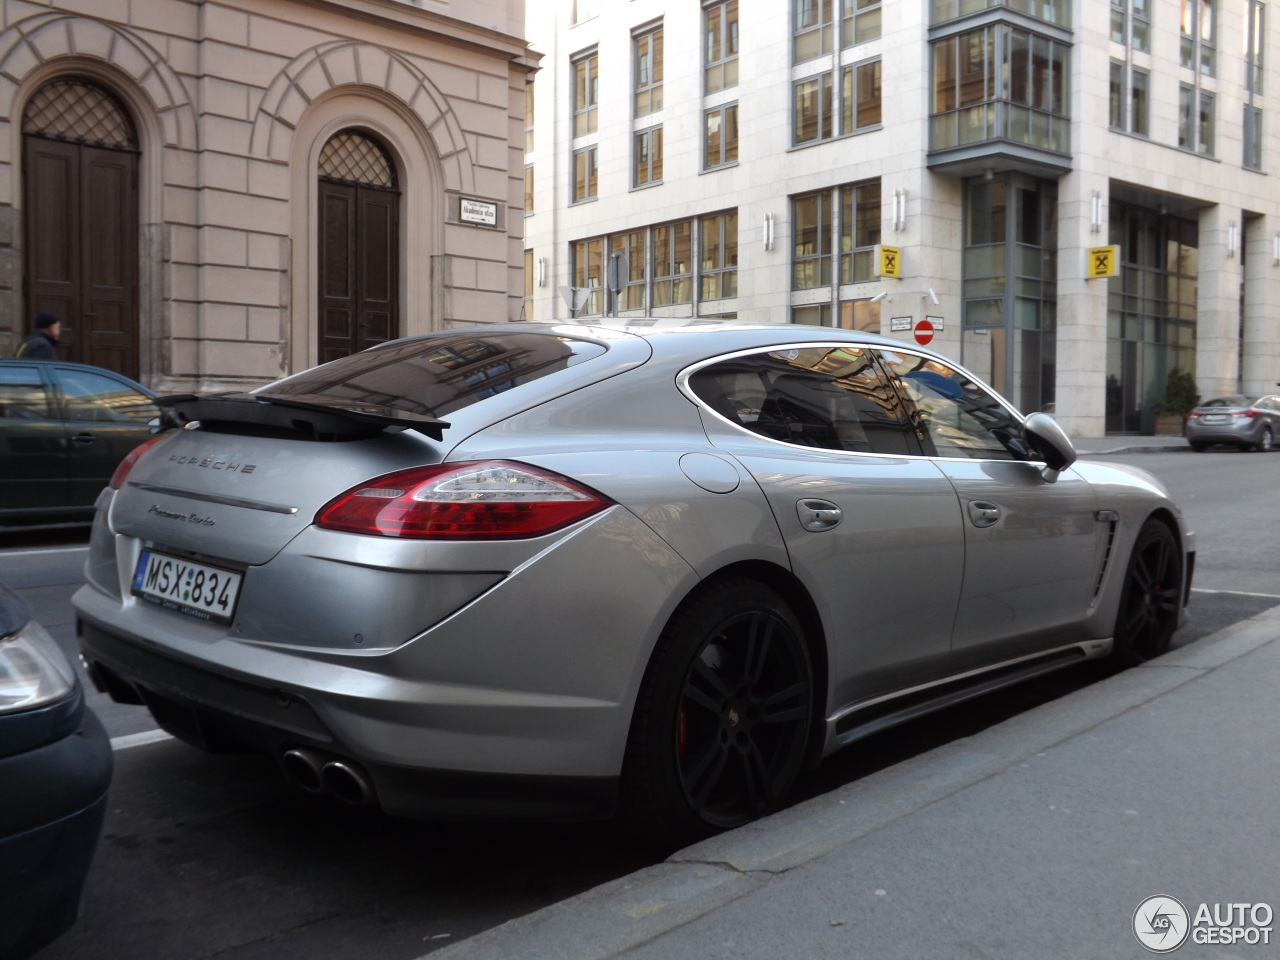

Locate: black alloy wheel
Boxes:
[621,578,814,844]
[1111,520,1182,668]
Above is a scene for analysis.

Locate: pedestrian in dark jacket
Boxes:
[15,312,60,360]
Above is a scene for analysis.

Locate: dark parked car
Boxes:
[1184,394,1280,451]
[0,359,159,526]
[0,582,112,959]
[73,323,1193,844]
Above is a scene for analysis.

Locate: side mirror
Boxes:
[1024,412,1076,483]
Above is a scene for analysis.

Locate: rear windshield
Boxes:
[257,333,607,419]
[1203,395,1255,407]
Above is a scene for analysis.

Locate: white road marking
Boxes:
[0,545,90,556]
[110,729,174,751]
[1191,587,1280,600]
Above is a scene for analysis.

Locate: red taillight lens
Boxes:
[1237,409,1259,418]
[110,434,168,489]
[315,460,613,540]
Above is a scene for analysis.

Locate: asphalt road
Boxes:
[6,448,1276,960]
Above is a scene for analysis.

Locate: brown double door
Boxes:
[24,136,139,380]
[318,179,399,364]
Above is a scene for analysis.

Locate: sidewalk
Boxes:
[1071,434,1190,456]
[434,603,1280,960]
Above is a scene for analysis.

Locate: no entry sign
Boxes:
[913,319,935,345]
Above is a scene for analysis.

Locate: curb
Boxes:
[428,604,1280,960]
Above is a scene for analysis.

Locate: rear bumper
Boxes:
[0,707,112,959]
[78,616,615,820]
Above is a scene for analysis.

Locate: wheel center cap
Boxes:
[727,707,741,728]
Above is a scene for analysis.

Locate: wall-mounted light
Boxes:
[1272,232,1280,266]
[763,213,775,251]
[870,291,889,303]
[893,189,907,231]
[1090,190,1102,234]
[923,287,939,305]
[537,256,547,287]
[1228,220,1239,258]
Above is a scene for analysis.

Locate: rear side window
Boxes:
[258,334,608,418]
[875,348,1027,460]
[0,364,49,419]
[55,368,157,423]
[689,345,919,456]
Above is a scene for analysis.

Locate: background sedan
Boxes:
[1184,394,1280,452]
[0,360,159,526]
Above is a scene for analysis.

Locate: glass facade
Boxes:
[1105,203,1199,434]
[960,175,1057,414]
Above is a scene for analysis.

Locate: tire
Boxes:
[1189,442,1208,452]
[1256,426,1274,452]
[1110,520,1182,668]
[620,577,814,846]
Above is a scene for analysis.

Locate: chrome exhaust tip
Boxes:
[281,748,324,794]
[321,760,374,805]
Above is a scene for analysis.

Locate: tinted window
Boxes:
[0,365,49,419]
[258,334,607,419]
[55,369,158,423]
[689,345,918,455]
[1203,395,1253,407]
[876,349,1027,460]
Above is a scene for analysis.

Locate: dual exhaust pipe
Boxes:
[281,748,374,806]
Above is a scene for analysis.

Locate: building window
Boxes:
[793,191,833,289]
[794,0,835,62]
[794,75,833,144]
[572,0,595,25]
[1109,61,1148,135]
[1112,0,1150,51]
[653,220,693,306]
[1245,0,1265,170]
[523,249,534,320]
[573,51,599,137]
[1180,0,1215,76]
[705,1,739,93]
[930,25,1069,154]
[609,231,648,311]
[842,0,882,47]
[1245,106,1264,170]
[525,82,535,153]
[634,127,663,187]
[524,164,534,214]
[931,0,1069,28]
[705,104,739,169]
[700,211,738,300]
[792,304,833,325]
[841,181,880,284]
[572,237,604,317]
[573,146,598,202]
[842,59,882,132]
[634,25,664,118]
[1178,84,1214,155]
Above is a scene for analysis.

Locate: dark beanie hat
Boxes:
[35,312,58,330]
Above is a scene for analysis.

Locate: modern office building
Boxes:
[523,0,1280,437]
[0,0,535,392]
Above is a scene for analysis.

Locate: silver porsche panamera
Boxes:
[73,323,1194,843]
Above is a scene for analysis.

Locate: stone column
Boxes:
[1196,205,1243,398]
[1242,217,1280,394]
[1054,172,1109,438]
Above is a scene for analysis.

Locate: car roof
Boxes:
[0,358,155,395]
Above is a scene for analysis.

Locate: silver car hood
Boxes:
[110,427,444,565]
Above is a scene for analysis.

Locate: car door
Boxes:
[0,362,67,513]
[875,347,1103,670]
[687,344,966,709]
[49,365,158,508]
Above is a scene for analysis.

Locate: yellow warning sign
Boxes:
[876,245,901,279]
[1087,245,1119,279]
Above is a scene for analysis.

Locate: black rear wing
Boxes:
[157,393,450,441]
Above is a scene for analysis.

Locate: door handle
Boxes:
[70,432,98,445]
[797,498,842,532]
[968,500,1000,528]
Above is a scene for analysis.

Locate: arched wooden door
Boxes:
[23,78,139,379]
[317,131,400,364]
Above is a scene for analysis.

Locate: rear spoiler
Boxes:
[156,393,450,441]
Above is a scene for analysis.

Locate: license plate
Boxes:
[1202,415,1229,424]
[131,550,242,624]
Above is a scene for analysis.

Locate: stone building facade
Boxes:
[0,0,536,391]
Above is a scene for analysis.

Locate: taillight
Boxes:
[110,434,168,489]
[1237,409,1259,418]
[315,460,613,540]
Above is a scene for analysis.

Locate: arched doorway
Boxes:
[317,130,401,363]
[23,78,140,379]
